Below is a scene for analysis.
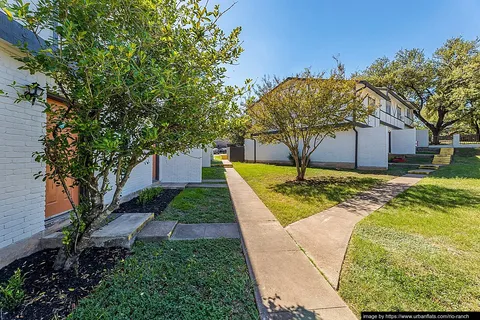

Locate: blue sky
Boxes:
[218,0,480,87]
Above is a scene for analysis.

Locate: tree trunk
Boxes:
[293,154,303,181]
[475,122,480,142]
[431,128,441,145]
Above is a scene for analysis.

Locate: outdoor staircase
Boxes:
[408,147,454,175]
[432,148,454,165]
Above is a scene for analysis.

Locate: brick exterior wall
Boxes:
[0,40,47,249]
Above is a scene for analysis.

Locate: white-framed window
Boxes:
[386,101,392,114]
[397,106,402,120]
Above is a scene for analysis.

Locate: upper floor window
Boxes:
[410,109,414,119]
[367,96,376,107]
[397,106,402,119]
[386,101,392,114]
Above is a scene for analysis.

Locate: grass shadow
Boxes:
[388,184,480,212]
[271,176,383,204]
[264,294,318,319]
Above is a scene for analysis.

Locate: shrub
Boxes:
[137,187,163,205]
[0,269,25,311]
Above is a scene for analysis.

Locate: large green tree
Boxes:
[248,66,371,181]
[360,37,480,144]
[3,0,245,269]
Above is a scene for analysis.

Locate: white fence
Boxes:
[391,129,416,154]
[245,126,390,169]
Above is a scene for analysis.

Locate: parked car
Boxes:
[213,148,219,154]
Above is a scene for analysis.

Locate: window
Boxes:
[397,106,402,120]
[409,109,414,119]
[368,96,376,107]
[386,101,392,114]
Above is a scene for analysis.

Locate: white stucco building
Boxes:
[244,79,419,169]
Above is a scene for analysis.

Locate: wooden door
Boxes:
[152,155,159,181]
[45,97,79,218]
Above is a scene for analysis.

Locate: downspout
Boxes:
[353,127,358,169]
[253,138,257,163]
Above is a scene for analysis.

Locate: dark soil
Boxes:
[0,247,128,320]
[113,188,181,215]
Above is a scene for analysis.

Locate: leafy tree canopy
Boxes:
[248,65,371,181]
[2,0,246,268]
[359,37,480,144]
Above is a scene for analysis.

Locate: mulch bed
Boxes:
[0,189,181,319]
[0,247,129,320]
[113,188,181,215]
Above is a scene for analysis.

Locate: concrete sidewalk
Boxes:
[226,168,356,320]
[286,174,425,289]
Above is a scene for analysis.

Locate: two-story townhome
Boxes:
[244,79,419,169]
[357,81,415,130]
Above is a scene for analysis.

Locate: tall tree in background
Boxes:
[360,37,480,144]
[3,0,246,269]
[248,66,371,181]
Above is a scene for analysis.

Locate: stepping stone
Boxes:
[170,223,206,240]
[158,183,187,189]
[136,220,178,242]
[170,223,240,240]
[419,164,440,170]
[186,183,228,188]
[204,223,240,239]
[407,169,435,175]
[91,213,154,248]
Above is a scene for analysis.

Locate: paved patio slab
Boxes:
[225,168,356,320]
[170,223,240,240]
[202,179,227,183]
[286,175,424,289]
[136,220,178,242]
[91,212,154,248]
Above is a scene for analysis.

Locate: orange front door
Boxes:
[45,97,79,218]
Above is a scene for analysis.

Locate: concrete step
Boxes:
[407,169,436,175]
[432,155,451,165]
[439,148,454,156]
[91,212,154,248]
[186,183,228,188]
[202,179,227,183]
[40,231,64,249]
[418,165,441,170]
[136,220,178,242]
[221,159,233,168]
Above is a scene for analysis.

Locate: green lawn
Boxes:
[157,188,235,223]
[339,150,480,314]
[202,167,226,180]
[234,162,410,226]
[69,240,258,320]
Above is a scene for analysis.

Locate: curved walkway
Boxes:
[285,174,425,289]
[226,168,356,320]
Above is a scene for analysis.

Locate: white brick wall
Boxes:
[103,158,153,204]
[159,149,202,183]
[0,40,47,249]
[202,148,212,167]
